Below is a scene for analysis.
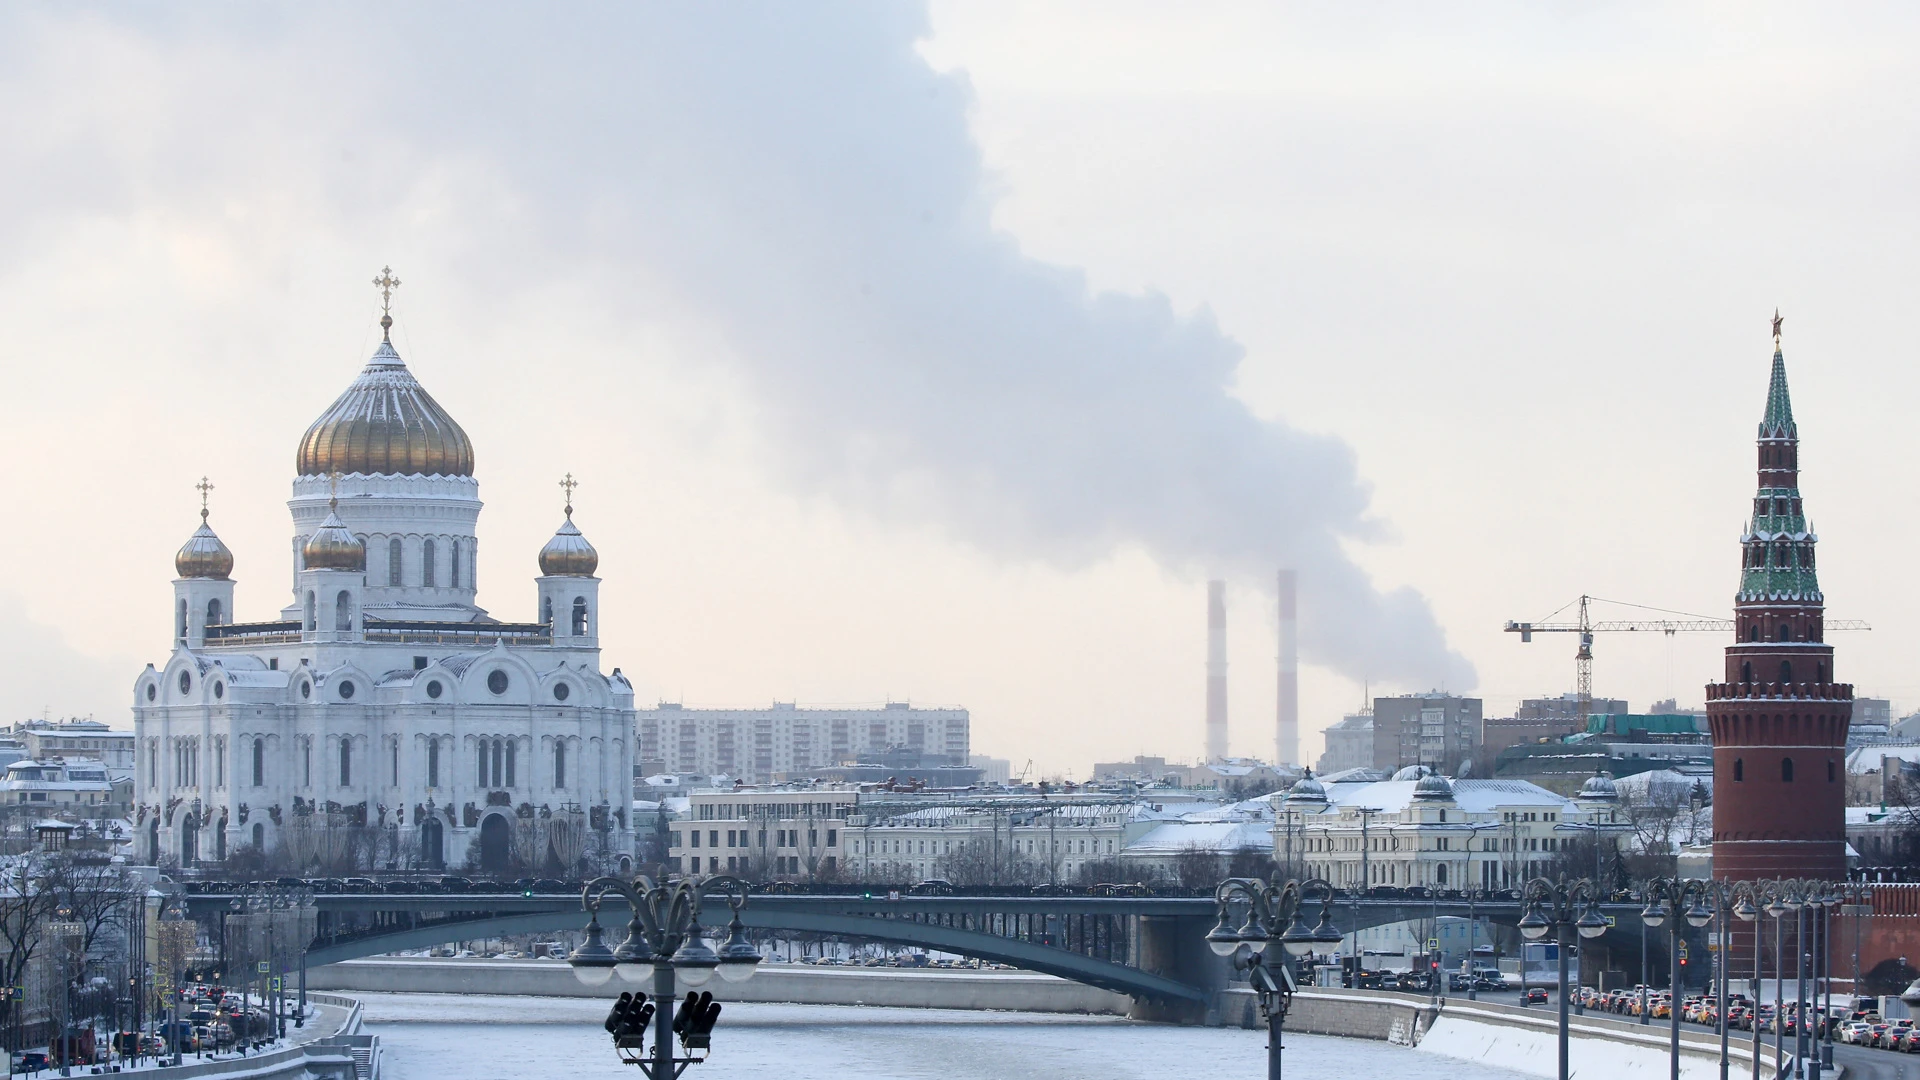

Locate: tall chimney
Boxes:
[1206,580,1228,762]
[1276,569,1299,767]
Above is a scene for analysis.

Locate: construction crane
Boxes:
[1504,595,1871,722]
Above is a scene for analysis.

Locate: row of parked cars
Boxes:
[183,876,580,895]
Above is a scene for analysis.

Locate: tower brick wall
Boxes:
[1709,331,1852,883]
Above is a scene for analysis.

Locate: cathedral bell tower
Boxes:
[1708,313,1852,882]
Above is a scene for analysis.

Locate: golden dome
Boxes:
[302,503,366,572]
[539,514,599,577]
[175,513,234,579]
[296,339,474,478]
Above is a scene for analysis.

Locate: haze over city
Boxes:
[4,3,1918,775]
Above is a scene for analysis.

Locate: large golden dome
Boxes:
[296,339,474,477]
[175,513,234,579]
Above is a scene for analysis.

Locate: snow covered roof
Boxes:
[1124,820,1274,856]
[1286,777,1574,816]
[1846,744,1920,774]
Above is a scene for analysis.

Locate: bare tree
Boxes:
[1616,773,1693,880]
[935,839,1044,887]
[1174,846,1225,891]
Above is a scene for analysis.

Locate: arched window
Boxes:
[427,739,440,788]
[422,539,436,587]
[542,596,553,628]
[1777,623,1792,642]
[1817,662,1826,683]
[207,598,223,626]
[391,738,399,786]
[336,590,353,632]
[1747,625,1759,643]
[571,597,589,636]
[451,540,462,589]
[252,739,263,787]
[177,599,188,640]
[505,740,516,788]
[555,742,566,790]
[478,742,489,787]
[490,738,503,788]
[1734,758,1744,781]
[1780,660,1793,683]
[340,739,352,786]
[304,591,316,631]
[1782,757,1794,782]
[252,822,264,850]
[1829,760,1836,782]
[389,539,403,586]
[1741,661,1753,683]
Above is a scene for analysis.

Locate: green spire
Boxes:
[1761,310,1796,438]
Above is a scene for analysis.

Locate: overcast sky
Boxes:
[2,3,1916,776]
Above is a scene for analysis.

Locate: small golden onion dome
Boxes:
[302,504,367,572]
[296,339,475,478]
[539,515,599,577]
[175,514,234,579]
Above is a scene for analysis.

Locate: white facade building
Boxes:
[10,721,136,772]
[133,297,636,874]
[665,788,858,879]
[636,702,969,783]
[1272,769,1627,891]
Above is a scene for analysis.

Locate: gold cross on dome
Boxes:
[373,266,401,315]
[560,473,579,516]
[195,476,214,521]
[373,266,401,340]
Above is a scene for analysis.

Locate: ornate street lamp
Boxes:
[568,874,759,1078]
[1642,877,1716,1080]
[1207,876,1341,1080]
[1518,877,1608,1080]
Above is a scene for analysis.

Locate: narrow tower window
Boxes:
[542,596,553,628]
[252,738,263,787]
[477,743,488,787]
[555,742,566,790]
[1741,661,1753,683]
[427,739,440,788]
[1777,623,1791,643]
[1780,660,1792,683]
[389,538,403,586]
[340,739,352,786]
[571,597,589,636]
[422,539,436,587]
[451,540,462,588]
[1828,760,1836,782]
[207,598,222,626]
[1734,758,1743,781]
[336,590,353,632]
[304,592,316,632]
[1781,757,1794,782]
[505,740,516,788]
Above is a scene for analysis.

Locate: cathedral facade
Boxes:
[134,286,636,875]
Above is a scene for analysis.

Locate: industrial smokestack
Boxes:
[1277,569,1299,767]
[1207,580,1228,762]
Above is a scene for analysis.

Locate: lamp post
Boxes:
[1205,876,1343,1080]
[1518,876,1609,1080]
[567,874,760,1079]
[1640,877,1715,1080]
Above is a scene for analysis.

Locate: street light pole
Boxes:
[1642,877,1715,1080]
[567,874,761,1079]
[1518,876,1608,1080]
[1206,875,1343,1080]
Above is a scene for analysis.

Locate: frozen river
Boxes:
[359,993,1537,1080]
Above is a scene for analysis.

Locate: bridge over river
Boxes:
[182,887,1652,1016]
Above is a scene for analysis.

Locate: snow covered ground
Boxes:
[359,993,1538,1080]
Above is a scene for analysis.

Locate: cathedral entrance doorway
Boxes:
[479,814,511,872]
[421,816,444,868]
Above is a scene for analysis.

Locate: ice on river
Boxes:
[360,992,1537,1080]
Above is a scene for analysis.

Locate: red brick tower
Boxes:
[1709,314,1852,882]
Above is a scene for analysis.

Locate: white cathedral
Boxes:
[133,280,636,875]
